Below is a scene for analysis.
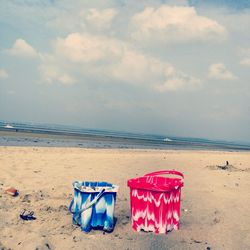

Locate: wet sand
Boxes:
[0,147,250,250]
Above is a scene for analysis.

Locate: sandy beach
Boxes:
[0,147,250,250]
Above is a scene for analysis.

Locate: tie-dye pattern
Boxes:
[128,170,184,234]
[70,181,118,233]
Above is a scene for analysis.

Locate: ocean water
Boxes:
[0,120,250,151]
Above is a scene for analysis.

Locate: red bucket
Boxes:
[127,170,184,234]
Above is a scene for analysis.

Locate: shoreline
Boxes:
[2,145,250,154]
[1,130,250,152]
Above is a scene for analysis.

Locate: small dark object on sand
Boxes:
[5,187,19,197]
[45,243,51,250]
[218,165,228,170]
[193,240,202,243]
[218,161,230,170]
[20,210,36,221]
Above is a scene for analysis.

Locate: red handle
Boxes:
[144,170,184,179]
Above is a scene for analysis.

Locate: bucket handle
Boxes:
[144,170,184,179]
[69,188,106,215]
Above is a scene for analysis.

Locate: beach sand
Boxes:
[0,147,250,250]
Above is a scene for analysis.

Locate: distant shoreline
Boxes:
[1,130,250,152]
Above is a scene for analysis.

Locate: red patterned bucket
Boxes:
[127,170,184,234]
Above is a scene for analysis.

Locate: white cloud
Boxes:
[85,8,117,29]
[54,33,123,63]
[57,74,75,85]
[131,6,227,43]
[108,49,201,91]
[7,39,38,58]
[240,48,250,66]
[40,32,200,91]
[47,7,117,33]
[208,63,237,80]
[107,49,170,84]
[240,58,250,66]
[39,55,75,85]
[0,69,8,79]
[154,76,201,92]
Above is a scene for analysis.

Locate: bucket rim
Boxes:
[73,181,119,193]
[127,175,184,192]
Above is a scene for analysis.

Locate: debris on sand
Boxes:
[20,210,36,221]
[207,162,240,172]
[5,187,19,197]
[0,241,11,250]
[217,161,235,171]
[22,194,31,203]
[191,238,202,244]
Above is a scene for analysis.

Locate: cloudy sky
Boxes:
[0,0,250,142]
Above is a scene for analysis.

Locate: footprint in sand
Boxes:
[212,210,223,225]
[22,194,31,203]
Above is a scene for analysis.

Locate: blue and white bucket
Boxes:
[69,181,119,233]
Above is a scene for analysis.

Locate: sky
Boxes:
[0,0,250,142]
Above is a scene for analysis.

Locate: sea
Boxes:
[0,120,250,151]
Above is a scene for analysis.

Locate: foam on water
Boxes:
[163,138,173,142]
[4,124,14,129]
